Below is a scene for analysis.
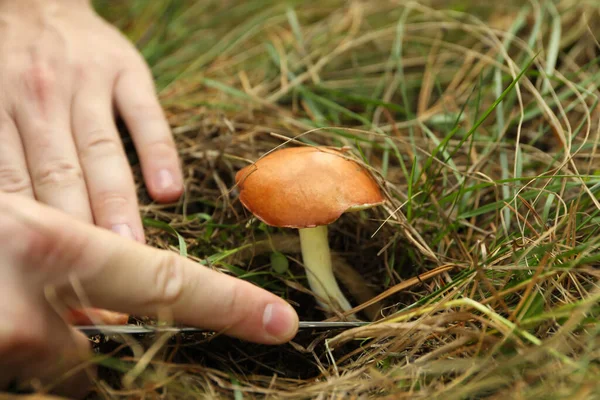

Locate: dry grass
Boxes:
[26,0,600,398]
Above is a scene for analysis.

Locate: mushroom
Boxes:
[235,146,385,316]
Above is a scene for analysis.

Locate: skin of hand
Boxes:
[0,192,300,398]
[0,0,186,325]
[0,0,184,243]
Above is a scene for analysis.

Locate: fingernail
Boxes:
[262,302,299,341]
[156,169,174,191]
[111,224,135,241]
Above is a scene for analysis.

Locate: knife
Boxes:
[75,321,370,336]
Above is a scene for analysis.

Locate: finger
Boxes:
[0,112,34,196]
[71,84,145,243]
[14,65,92,222]
[114,65,183,203]
[2,192,299,345]
[77,252,299,344]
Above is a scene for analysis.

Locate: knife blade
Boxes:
[75,321,370,336]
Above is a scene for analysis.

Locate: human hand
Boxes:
[0,192,299,397]
[0,0,183,243]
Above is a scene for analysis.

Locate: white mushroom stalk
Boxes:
[298,225,353,314]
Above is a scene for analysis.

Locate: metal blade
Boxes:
[75,321,369,336]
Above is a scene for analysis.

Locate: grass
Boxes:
[41,0,600,398]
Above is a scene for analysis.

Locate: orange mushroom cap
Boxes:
[235,146,385,228]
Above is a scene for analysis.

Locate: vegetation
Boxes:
[71,0,600,398]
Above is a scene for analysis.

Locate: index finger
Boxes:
[3,193,299,345]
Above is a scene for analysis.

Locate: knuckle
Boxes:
[73,63,87,80]
[0,165,31,194]
[22,63,57,103]
[95,192,129,211]
[79,129,123,159]
[92,192,134,223]
[149,252,187,308]
[32,160,83,188]
[128,102,163,121]
[146,138,177,156]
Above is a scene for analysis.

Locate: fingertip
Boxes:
[147,167,184,203]
[110,222,146,244]
[261,301,299,344]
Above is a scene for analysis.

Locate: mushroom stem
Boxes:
[298,225,354,315]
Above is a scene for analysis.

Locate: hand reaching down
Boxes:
[0,192,300,397]
[0,0,184,241]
